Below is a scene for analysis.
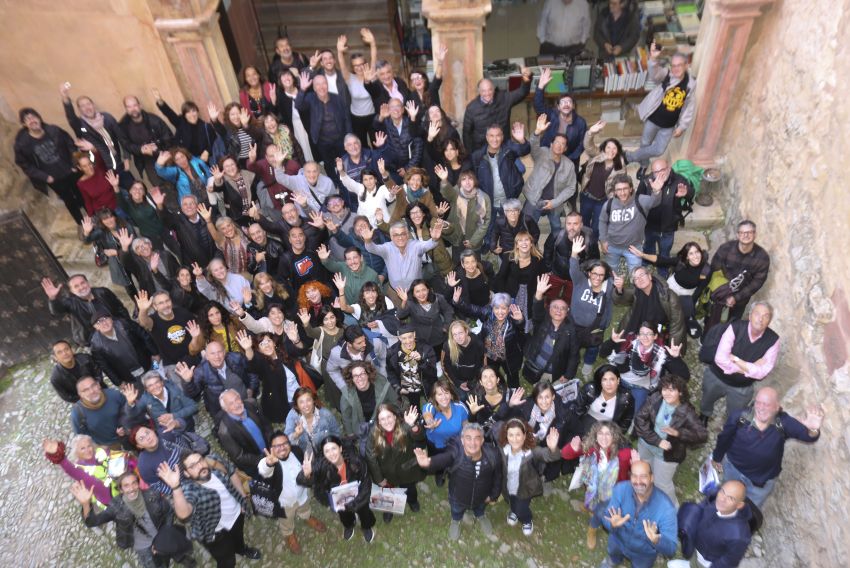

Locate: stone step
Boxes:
[684,201,725,231]
[672,229,709,252]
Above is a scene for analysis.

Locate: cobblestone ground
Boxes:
[0,351,767,568]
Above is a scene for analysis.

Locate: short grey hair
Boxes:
[375,59,392,71]
[389,221,408,235]
[502,198,522,212]
[491,293,511,308]
[462,422,485,437]
[141,371,163,386]
[630,265,650,280]
[219,388,242,408]
[750,301,774,318]
[131,237,152,254]
[344,133,360,145]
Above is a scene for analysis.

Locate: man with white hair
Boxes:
[463,70,532,152]
[627,42,697,167]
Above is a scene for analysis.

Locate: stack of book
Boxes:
[602,47,650,93]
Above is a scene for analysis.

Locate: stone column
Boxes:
[421,0,492,122]
[150,0,240,118]
[684,0,777,166]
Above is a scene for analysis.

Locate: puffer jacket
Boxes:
[634,391,707,463]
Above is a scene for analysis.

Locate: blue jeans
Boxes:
[626,121,676,167]
[583,345,600,366]
[605,244,643,275]
[722,456,776,508]
[590,500,610,529]
[450,499,486,521]
[580,194,606,241]
[607,532,657,568]
[524,202,563,233]
[643,230,675,276]
[622,381,651,416]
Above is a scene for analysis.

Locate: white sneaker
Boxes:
[581,363,593,378]
[507,512,518,526]
[522,521,534,536]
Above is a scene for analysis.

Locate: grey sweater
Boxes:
[598,191,661,247]
[568,257,614,330]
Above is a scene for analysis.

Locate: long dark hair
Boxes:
[599,137,626,170]
[358,281,387,316]
[676,241,707,269]
[404,202,432,230]
[199,300,242,347]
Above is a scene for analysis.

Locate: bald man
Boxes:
[600,460,677,568]
[462,70,532,152]
[712,386,824,507]
[686,480,754,568]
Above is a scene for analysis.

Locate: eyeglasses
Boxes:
[184,458,205,470]
[271,442,290,449]
[589,272,606,278]
[638,331,655,338]
[651,167,669,175]
[632,272,650,281]
[737,230,755,235]
[352,371,368,378]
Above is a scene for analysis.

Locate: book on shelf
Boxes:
[603,53,648,94]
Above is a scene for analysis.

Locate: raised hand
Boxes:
[263,447,279,467]
[429,220,443,240]
[69,480,94,505]
[301,452,313,477]
[41,277,63,300]
[642,519,661,545]
[337,34,348,53]
[135,289,153,313]
[186,319,201,338]
[649,41,662,60]
[149,186,166,207]
[446,271,460,288]
[605,507,631,529]
[413,447,431,468]
[239,107,250,128]
[536,273,552,296]
[658,439,672,450]
[105,169,120,189]
[210,165,224,183]
[435,201,450,218]
[665,338,682,358]
[434,164,449,181]
[660,425,679,438]
[405,100,419,121]
[207,101,220,122]
[534,113,555,139]
[546,426,560,452]
[191,262,204,278]
[801,404,826,432]
[332,272,347,292]
[511,121,526,143]
[427,121,440,142]
[378,103,390,120]
[452,286,462,304]
[362,61,376,83]
[42,438,60,454]
[589,120,606,135]
[235,329,254,351]
[307,211,325,229]
[297,308,311,327]
[309,50,321,68]
[335,157,345,174]
[404,405,419,427]
[508,387,525,407]
[423,414,442,430]
[467,395,483,415]
[299,70,313,92]
[60,81,72,100]
[283,320,299,341]
[316,243,331,260]
[613,273,624,291]
[436,43,448,62]
[248,143,257,164]
[324,218,338,234]
[117,227,134,251]
[175,361,195,383]
[198,203,213,222]
[373,130,387,148]
[537,67,552,89]
[630,449,640,463]
[120,383,139,406]
[157,462,182,489]
[509,304,524,321]
[268,83,277,106]
[360,223,375,242]
[394,286,408,303]
[360,27,375,45]
[569,435,582,452]
[292,420,305,441]
[610,328,625,343]
[80,216,94,237]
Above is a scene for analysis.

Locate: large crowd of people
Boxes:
[16,16,826,568]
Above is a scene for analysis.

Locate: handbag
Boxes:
[249,478,285,518]
[309,328,324,371]
[93,244,109,267]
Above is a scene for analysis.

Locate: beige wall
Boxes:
[0,0,184,127]
[717,0,850,563]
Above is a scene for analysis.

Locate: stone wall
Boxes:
[0,0,185,126]
[717,0,850,564]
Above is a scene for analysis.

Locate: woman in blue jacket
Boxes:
[154,148,211,202]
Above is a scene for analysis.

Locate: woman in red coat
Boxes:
[74,140,117,215]
[561,421,638,550]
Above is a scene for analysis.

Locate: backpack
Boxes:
[697,320,735,365]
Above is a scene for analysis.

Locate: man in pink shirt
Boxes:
[700,302,780,425]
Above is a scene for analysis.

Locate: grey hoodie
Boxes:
[598,191,661,247]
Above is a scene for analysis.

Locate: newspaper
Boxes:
[329,481,361,513]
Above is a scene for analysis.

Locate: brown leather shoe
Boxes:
[306,516,327,533]
[286,533,302,555]
[586,526,598,550]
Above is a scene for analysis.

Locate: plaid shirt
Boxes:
[180,454,250,542]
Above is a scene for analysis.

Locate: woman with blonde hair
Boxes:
[441,320,485,397]
[247,271,292,318]
[193,257,250,310]
[494,230,546,330]
[366,404,425,523]
[197,204,250,275]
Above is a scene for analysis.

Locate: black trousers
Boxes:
[351,113,375,148]
[49,174,86,224]
[338,503,376,530]
[202,513,247,568]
